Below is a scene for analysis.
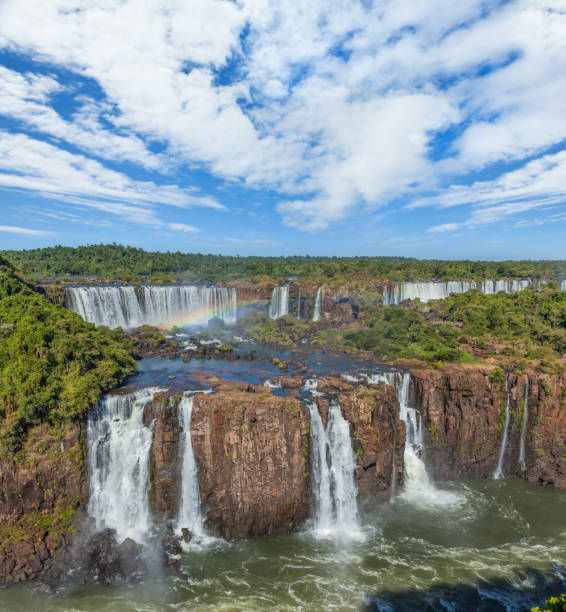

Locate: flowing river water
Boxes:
[2,338,566,611]
[1,480,566,611]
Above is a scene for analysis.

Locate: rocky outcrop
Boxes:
[316,377,405,498]
[146,394,181,518]
[0,423,87,585]
[410,366,566,488]
[191,387,311,538]
[342,382,405,498]
[520,374,566,489]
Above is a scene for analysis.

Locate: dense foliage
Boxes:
[440,287,566,370]
[4,244,566,284]
[532,594,566,612]
[0,256,135,454]
[340,306,474,363]
[244,315,312,349]
[316,286,566,369]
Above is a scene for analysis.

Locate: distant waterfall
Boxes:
[87,388,157,543]
[308,401,361,540]
[312,287,322,322]
[518,380,529,472]
[382,279,530,305]
[367,372,460,505]
[493,377,511,480]
[561,280,566,291]
[296,288,302,319]
[66,285,238,329]
[269,286,289,319]
[176,393,205,541]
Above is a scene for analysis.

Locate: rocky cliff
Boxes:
[0,423,87,585]
[191,385,311,538]
[317,377,405,498]
[410,366,566,488]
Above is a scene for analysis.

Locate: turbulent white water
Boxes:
[493,377,511,480]
[308,401,361,540]
[66,285,238,328]
[518,380,529,472]
[269,286,290,319]
[312,287,322,321]
[176,393,206,542]
[382,279,531,304]
[366,371,460,506]
[87,388,158,543]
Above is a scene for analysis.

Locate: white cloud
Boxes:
[167,222,200,233]
[0,66,164,170]
[0,0,564,232]
[0,224,53,236]
[416,149,566,228]
[0,131,225,214]
[429,223,461,233]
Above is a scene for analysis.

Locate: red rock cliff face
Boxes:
[191,387,311,538]
[317,377,405,498]
[145,394,181,518]
[0,423,87,585]
[410,366,566,488]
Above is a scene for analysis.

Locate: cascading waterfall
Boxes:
[561,280,566,291]
[176,393,206,542]
[367,371,459,505]
[87,388,158,543]
[312,287,322,322]
[269,286,290,319]
[66,285,238,329]
[382,279,531,305]
[308,401,361,540]
[518,379,529,472]
[296,288,302,319]
[493,377,511,480]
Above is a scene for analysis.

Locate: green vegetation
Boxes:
[440,288,566,371]
[4,244,566,284]
[246,314,311,349]
[339,305,474,363]
[532,594,566,612]
[0,255,135,454]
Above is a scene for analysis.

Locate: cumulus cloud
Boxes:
[0,0,564,233]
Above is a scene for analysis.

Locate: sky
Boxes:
[0,0,565,258]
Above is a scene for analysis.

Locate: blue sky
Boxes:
[0,0,565,258]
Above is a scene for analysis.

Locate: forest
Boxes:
[4,244,566,284]
[0,255,135,456]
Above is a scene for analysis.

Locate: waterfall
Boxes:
[518,380,529,472]
[561,280,566,291]
[493,377,511,480]
[308,401,361,540]
[269,286,290,319]
[66,285,238,329]
[312,287,322,322]
[176,393,206,541]
[382,279,531,305]
[87,388,157,543]
[296,288,302,319]
[367,371,459,505]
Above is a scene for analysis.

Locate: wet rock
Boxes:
[181,528,192,543]
[85,529,144,586]
[280,376,303,389]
